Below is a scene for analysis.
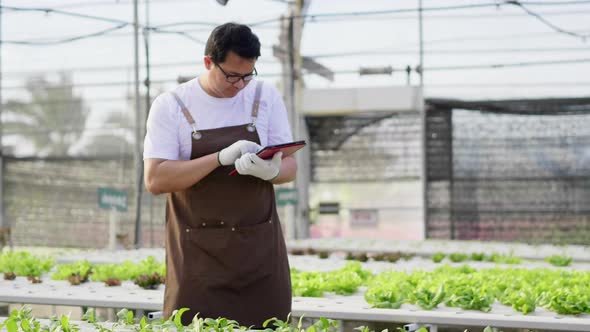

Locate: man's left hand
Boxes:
[235,152,282,181]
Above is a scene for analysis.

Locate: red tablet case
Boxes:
[228,140,306,175]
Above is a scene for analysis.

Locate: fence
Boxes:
[4,97,590,247]
[5,156,166,248]
[425,98,590,244]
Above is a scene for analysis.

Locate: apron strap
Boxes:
[170,91,199,136]
[171,82,263,135]
[249,81,263,129]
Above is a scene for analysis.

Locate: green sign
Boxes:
[98,187,128,212]
[276,188,298,206]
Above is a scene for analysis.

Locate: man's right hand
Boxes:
[218,140,262,166]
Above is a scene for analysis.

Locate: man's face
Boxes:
[205,51,257,98]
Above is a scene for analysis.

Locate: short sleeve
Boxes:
[266,88,293,145]
[143,93,181,160]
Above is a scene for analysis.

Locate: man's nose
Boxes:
[233,79,246,89]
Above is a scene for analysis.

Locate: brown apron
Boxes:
[163,82,292,327]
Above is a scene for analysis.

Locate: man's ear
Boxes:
[204,56,213,70]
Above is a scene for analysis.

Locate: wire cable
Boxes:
[1,57,280,76]
[306,47,590,58]
[2,57,590,90]
[302,9,590,22]
[425,58,590,71]
[3,23,129,45]
[248,1,590,27]
[46,0,237,10]
[411,29,590,47]
[147,27,206,44]
[3,2,589,46]
[150,21,220,29]
[0,5,131,25]
[505,1,590,41]
[513,1,590,5]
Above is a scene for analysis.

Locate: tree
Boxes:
[3,73,88,156]
[80,110,134,157]
[79,89,154,157]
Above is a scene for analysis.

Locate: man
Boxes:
[143,22,295,327]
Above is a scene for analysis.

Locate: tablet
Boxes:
[228,140,306,176]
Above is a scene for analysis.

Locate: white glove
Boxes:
[218,140,262,166]
[235,151,282,181]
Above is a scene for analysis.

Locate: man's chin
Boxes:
[224,90,240,98]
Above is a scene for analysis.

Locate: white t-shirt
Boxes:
[143,78,293,161]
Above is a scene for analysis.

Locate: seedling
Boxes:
[546,255,572,267]
[105,278,122,286]
[431,252,445,263]
[134,272,164,290]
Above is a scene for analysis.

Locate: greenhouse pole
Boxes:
[418,0,429,240]
[0,0,9,249]
[133,0,143,248]
[278,0,310,239]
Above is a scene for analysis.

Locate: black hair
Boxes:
[205,22,261,63]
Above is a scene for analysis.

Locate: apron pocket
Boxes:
[185,219,276,286]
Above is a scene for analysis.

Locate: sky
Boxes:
[1,0,590,154]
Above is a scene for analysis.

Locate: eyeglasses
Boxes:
[214,62,257,84]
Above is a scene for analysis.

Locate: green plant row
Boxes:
[51,256,165,282]
[364,265,590,315]
[0,251,165,289]
[431,252,575,267]
[290,249,415,263]
[2,251,587,316]
[0,305,503,332]
[0,251,54,282]
[51,256,166,288]
[291,261,373,297]
[431,252,523,264]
